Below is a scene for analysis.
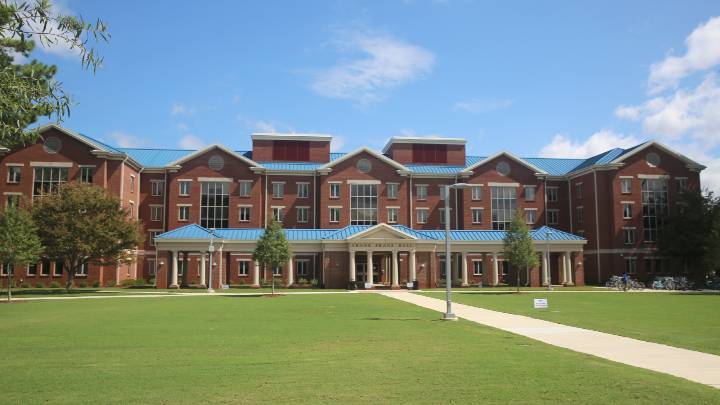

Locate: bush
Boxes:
[105,279,116,288]
[78,281,88,288]
[120,278,148,287]
[35,282,44,288]
[311,278,318,286]
[148,277,155,285]
[49,281,60,288]
[91,280,100,288]
[297,277,309,285]
[20,282,31,289]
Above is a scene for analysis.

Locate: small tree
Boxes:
[252,219,291,295]
[0,207,43,301]
[32,182,143,291]
[503,210,539,293]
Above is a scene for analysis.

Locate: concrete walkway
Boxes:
[379,291,720,389]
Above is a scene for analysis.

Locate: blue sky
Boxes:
[27,0,720,190]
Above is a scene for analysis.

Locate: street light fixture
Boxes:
[207,234,215,293]
[546,228,553,291]
[442,182,471,321]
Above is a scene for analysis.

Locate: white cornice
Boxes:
[251,133,332,142]
[382,136,466,153]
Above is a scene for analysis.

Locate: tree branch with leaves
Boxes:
[503,210,539,293]
[252,219,291,295]
[0,206,43,301]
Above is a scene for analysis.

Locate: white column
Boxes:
[409,250,416,284]
[199,253,206,287]
[461,252,468,286]
[565,252,574,286]
[560,252,568,285]
[170,250,179,288]
[541,251,548,286]
[349,250,356,282]
[366,251,374,286]
[391,250,399,288]
[492,253,499,286]
[287,256,294,287]
[451,253,459,283]
[252,261,260,287]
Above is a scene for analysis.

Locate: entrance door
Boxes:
[373,255,383,283]
[356,263,367,279]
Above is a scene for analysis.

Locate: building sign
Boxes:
[533,298,548,309]
[350,241,415,249]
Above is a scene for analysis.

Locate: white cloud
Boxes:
[648,16,720,93]
[539,131,642,158]
[310,31,435,104]
[13,0,88,60]
[171,103,195,116]
[454,98,514,113]
[330,135,346,152]
[106,130,148,148]
[179,134,205,149]
[253,120,276,133]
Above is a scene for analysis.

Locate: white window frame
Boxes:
[524,185,536,202]
[296,206,309,223]
[151,180,165,197]
[623,227,636,245]
[238,180,252,197]
[149,230,162,247]
[624,256,637,274]
[416,208,428,224]
[471,185,482,201]
[387,183,399,200]
[79,165,95,184]
[238,260,249,276]
[576,206,584,224]
[575,182,583,200]
[546,186,558,202]
[676,177,688,193]
[296,259,310,277]
[5,192,21,209]
[471,207,483,224]
[238,205,252,222]
[272,182,285,199]
[178,204,191,222]
[439,186,448,201]
[472,259,484,276]
[130,175,136,194]
[622,202,633,219]
[620,177,632,194]
[416,184,428,201]
[178,180,191,196]
[272,206,285,222]
[77,261,88,276]
[6,164,22,184]
[329,182,341,199]
[524,208,537,224]
[547,209,559,225]
[147,258,157,276]
[297,182,309,199]
[273,265,282,277]
[150,205,164,222]
[329,206,341,223]
[387,206,399,223]
[439,207,452,224]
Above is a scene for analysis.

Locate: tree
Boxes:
[0,207,42,301]
[1,0,109,147]
[31,182,143,291]
[252,219,291,295]
[503,211,539,292]
[659,190,720,283]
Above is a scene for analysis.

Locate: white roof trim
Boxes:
[34,124,112,153]
[347,223,417,240]
[610,141,706,170]
[382,136,466,153]
[167,144,262,168]
[464,151,548,175]
[251,133,332,142]
[319,147,409,171]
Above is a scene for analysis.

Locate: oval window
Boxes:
[496,161,510,176]
[208,155,225,171]
[43,136,62,154]
[357,158,372,173]
[646,152,660,167]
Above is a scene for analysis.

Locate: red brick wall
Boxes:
[387,143,466,166]
[265,174,316,228]
[252,139,330,163]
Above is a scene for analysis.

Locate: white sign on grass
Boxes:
[533,298,548,309]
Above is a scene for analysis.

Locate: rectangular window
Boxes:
[329,207,341,223]
[350,184,377,225]
[416,185,428,201]
[676,177,688,193]
[77,261,88,276]
[624,257,637,275]
[130,175,135,193]
[642,179,668,242]
[525,209,537,224]
[623,203,633,219]
[387,207,398,223]
[547,209,559,225]
[40,259,50,276]
[296,260,310,276]
[439,208,451,224]
[7,166,21,183]
[128,201,134,217]
[238,180,252,197]
[576,206,584,224]
[149,231,161,246]
[150,206,164,222]
[238,261,249,276]
[0,263,13,276]
[27,262,37,276]
[239,206,251,222]
[620,178,632,194]
[272,140,310,161]
[623,228,636,244]
[329,182,341,198]
[54,261,63,276]
[473,260,484,276]
[387,183,398,199]
[33,167,68,198]
[272,182,285,198]
[297,182,309,199]
[179,181,191,196]
[178,205,190,221]
[6,194,20,209]
[147,259,156,276]
[546,186,558,202]
[471,185,482,201]
[472,208,483,224]
[439,186,448,201]
[575,183,583,200]
[150,180,165,197]
[524,186,536,201]
[297,207,308,223]
[79,166,94,184]
[416,208,428,224]
[178,259,186,276]
[200,181,229,228]
[412,144,448,164]
[272,265,282,277]
[272,207,284,222]
[491,186,516,230]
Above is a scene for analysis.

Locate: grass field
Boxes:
[419,290,720,355]
[1,287,345,297]
[1,294,718,404]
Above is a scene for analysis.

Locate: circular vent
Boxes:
[43,136,62,154]
[496,161,510,176]
[646,152,660,167]
[357,158,372,173]
[208,155,225,171]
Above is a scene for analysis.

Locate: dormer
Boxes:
[251,133,332,163]
[382,136,466,166]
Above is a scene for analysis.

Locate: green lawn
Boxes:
[1,287,345,298]
[1,294,718,403]
[419,290,720,355]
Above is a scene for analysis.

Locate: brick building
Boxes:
[0,125,704,288]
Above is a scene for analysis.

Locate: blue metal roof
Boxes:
[405,164,468,174]
[258,161,324,171]
[76,132,123,154]
[155,224,218,239]
[118,148,196,168]
[521,157,586,176]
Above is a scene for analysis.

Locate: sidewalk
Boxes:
[379,291,720,389]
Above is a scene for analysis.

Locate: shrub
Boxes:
[91,280,100,288]
[20,282,31,289]
[105,280,116,288]
[78,281,88,288]
[297,277,309,285]
[121,278,148,287]
[49,281,60,288]
[311,278,318,286]
[35,282,44,288]
[148,278,155,285]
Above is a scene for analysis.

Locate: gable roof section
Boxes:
[166,144,261,168]
[463,151,549,175]
[118,148,196,168]
[155,224,219,240]
[346,223,418,240]
[319,147,410,171]
[36,124,121,154]
[610,141,705,170]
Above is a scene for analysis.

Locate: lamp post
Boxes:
[207,234,215,293]
[546,228,553,291]
[442,182,471,321]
